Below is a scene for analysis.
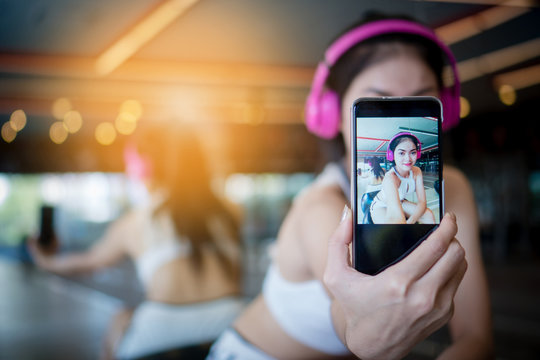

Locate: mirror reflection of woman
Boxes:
[370,132,435,224]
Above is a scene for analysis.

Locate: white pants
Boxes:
[206,328,276,360]
[116,297,245,359]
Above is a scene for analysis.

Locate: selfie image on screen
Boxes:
[355,116,441,225]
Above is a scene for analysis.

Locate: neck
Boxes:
[395,167,409,178]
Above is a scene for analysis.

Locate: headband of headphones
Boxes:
[386,132,422,161]
[305,19,460,139]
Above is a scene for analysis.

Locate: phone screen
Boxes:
[351,97,443,275]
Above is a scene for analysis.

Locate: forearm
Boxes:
[38,252,100,275]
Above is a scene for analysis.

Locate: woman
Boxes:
[370,132,435,224]
[368,156,385,187]
[29,124,245,359]
[208,12,493,360]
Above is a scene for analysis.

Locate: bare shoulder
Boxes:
[443,165,478,241]
[290,182,345,223]
[276,182,347,279]
[444,165,474,205]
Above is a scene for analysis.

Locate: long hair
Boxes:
[369,157,386,181]
[132,124,241,278]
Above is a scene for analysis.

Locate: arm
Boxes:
[325,210,467,360]
[406,167,428,224]
[437,166,494,359]
[29,214,131,275]
[383,174,407,224]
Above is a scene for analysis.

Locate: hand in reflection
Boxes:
[324,209,467,360]
[27,235,58,270]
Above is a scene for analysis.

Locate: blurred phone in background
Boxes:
[38,205,58,253]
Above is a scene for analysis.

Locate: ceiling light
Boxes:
[95,0,200,76]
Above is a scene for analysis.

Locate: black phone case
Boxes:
[351,97,443,275]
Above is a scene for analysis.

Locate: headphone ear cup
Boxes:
[305,89,341,139]
[440,87,460,131]
[318,90,341,138]
[386,147,394,162]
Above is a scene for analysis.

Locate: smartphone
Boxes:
[351,97,444,275]
[38,205,56,247]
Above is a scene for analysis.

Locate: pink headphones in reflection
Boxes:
[386,132,421,161]
[305,19,461,139]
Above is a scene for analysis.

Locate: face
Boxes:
[340,49,439,165]
[393,138,418,173]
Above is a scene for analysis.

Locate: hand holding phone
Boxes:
[351,97,444,275]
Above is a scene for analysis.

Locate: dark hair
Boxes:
[368,157,386,180]
[319,12,445,162]
[389,134,420,153]
[327,12,445,101]
[132,124,241,279]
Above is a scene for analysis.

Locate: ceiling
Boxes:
[0,0,539,172]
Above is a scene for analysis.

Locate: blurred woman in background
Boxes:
[29,124,245,359]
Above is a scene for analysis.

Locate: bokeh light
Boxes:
[460,96,471,118]
[63,110,83,133]
[120,99,143,120]
[52,97,72,120]
[9,109,27,131]
[498,84,517,106]
[115,112,137,135]
[50,121,68,144]
[1,122,17,143]
[95,122,117,145]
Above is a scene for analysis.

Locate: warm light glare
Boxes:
[95,122,117,145]
[458,38,540,83]
[1,122,17,143]
[63,110,83,133]
[50,121,68,144]
[115,113,137,135]
[9,109,27,131]
[95,0,200,75]
[493,64,540,91]
[460,97,471,118]
[120,99,143,120]
[52,98,72,120]
[498,84,517,106]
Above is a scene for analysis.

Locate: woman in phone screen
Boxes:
[370,132,436,224]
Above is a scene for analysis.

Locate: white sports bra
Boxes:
[133,195,191,287]
[262,163,349,355]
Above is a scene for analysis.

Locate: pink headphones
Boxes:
[386,132,421,161]
[124,144,152,182]
[305,19,460,139]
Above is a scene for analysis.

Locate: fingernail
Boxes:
[445,212,456,222]
[340,205,350,223]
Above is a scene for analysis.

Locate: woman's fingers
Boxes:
[324,207,362,291]
[421,238,466,290]
[391,213,458,281]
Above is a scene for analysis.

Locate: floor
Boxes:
[1,248,539,360]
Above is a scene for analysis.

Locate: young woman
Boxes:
[370,132,435,224]
[368,156,386,187]
[29,125,245,360]
[208,13,493,360]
